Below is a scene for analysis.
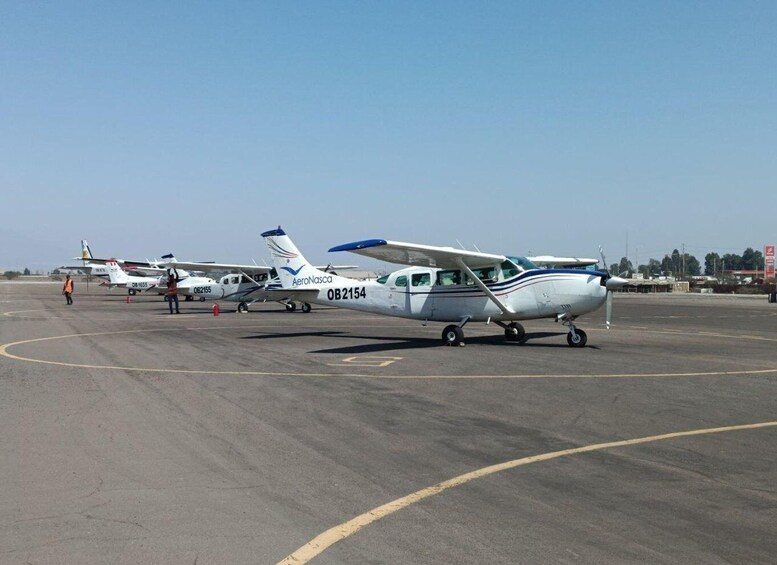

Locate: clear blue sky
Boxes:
[2,1,775,270]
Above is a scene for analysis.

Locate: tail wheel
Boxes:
[566,329,588,348]
[504,322,526,342]
[285,302,296,312]
[442,325,464,346]
[237,302,249,314]
[301,303,312,313]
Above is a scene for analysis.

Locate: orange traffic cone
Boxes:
[213,303,220,316]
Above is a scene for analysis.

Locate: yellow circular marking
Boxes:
[276,421,777,564]
[0,327,776,379]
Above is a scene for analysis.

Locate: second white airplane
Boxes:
[261,227,627,347]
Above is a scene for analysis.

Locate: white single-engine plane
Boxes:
[262,228,627,347]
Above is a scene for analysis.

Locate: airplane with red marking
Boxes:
[261,227,627,347]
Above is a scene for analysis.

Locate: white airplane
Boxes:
[162,261,356,313]
[106,261,162,293]
[261,228,628,347]
[58,240,112,280]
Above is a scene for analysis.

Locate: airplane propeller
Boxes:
[598,246,628,328]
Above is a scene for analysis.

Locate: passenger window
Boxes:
[231,276,239,285]
[411,272,431,287]
[466,267,496,285]
[396,275,407,288]
[435,270,461,286]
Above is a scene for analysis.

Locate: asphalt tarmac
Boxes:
[1,283,776,564]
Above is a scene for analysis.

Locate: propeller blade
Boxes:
[606,289,613,329]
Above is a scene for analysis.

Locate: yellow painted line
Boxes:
[276,421,777,564]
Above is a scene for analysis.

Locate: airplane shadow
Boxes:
[240,331,347,340]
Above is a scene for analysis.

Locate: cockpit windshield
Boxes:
[508,256,538,270]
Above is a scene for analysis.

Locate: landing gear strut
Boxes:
[559,315,587,348]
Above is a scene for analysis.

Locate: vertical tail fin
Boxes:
[81,240,93,260]
[262,227,343,289]
[107,261,128,285]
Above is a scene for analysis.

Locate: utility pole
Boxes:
[681,243,686,280]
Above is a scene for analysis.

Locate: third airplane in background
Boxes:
[262,228,627,347]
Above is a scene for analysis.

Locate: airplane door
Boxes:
[409,271,435,317]
[388,274,409,312]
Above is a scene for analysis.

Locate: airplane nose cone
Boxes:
[605,276,629,290]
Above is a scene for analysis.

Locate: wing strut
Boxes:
[454,258,514,316]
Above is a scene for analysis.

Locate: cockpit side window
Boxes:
[395,275,408,288]
[466,266,497,285]
[376,275,389,285]
[500,260,520,279]
[411,272,431,287]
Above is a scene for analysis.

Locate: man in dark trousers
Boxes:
[166,273,180,314]
[62,274,74,305]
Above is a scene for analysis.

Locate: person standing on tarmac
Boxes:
[167,273,180,314]
[62,274,74,305]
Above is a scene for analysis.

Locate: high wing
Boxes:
[328,239,505,269]
[528,256,600,268]
[161,261,273,275]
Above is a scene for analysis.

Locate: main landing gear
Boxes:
[237,302,249,314]
[442,317,470,346]
[284,302,312,313]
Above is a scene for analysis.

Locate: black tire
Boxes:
[185,295,194,302]
[504,322,526,342]
[128,289,137,296]
[442,324,464,346]
[301,303,312,313]
[566,329,588,348]
[285,302,296,312]
[237,302,249,314]
[164,296,170,302]
[199,297,206,302]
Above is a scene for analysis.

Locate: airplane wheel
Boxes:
[199,297,206,302]
[185,295,194,302]
[301,303,312,313]
[164,296,170,302]
[285,302,296,312]
[128,289,136,296]
[567,329,587,348]
[237,302,249,314]
[504,322,526,342]
[442,325,464,346]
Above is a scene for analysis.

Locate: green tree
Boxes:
[685,254,700,276]
[3,271,21,280]
[722,253,742,271]
[704,252,720,276]
[661,255,673,276]
[23,268,30,276]
[617,257,634,276]
[647,258,661,276]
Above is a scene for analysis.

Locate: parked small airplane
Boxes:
[261,228,627,347]
[58,240,112,280]
[106,261,162,293]
[162,260,357,312]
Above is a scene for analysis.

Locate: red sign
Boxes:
[766,245,775,279]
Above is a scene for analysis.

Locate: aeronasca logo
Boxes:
[292,274,333,287]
